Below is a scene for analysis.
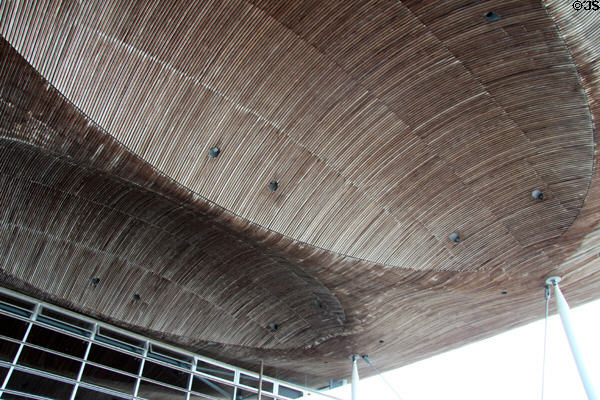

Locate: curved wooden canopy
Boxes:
[0,0,599,387]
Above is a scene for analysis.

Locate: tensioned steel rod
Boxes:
[547,277,598,400]
[362,355,403,400]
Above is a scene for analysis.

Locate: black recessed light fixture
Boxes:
[449,232,461,243]
[269,322,279,330]
[269,181,278,192]
[208,146,220,158]
[91,277,100,285]
[532,189,544,200]
[483,11,501,22]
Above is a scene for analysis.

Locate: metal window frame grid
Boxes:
[0,286,342,400]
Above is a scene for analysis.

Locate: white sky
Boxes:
[320,297,600,400]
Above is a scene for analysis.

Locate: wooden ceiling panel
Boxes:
[0,139,344,349]
[1,0,599,387]
[249,0,592,265]
[403,0,594,212]
[6,0,581,272]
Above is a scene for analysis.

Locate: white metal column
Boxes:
[547,277,598,400]
[351,355,359,400]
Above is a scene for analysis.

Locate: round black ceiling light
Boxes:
[208,146,220,158]
[484,11,500,22]
[449,232,461,243]
[532,189,544,200]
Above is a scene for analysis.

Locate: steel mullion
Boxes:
[0,331,218,399]
[0,308,95,343]
[0,360,135,400]
[0,335,221,400]
[233,369,240,400]
[0,287,343,400]
[0,303,40,395]
[0,307,202,382]
[0,301,35,315]
[0,289,255,379]
[70,322,97,400]
[0,308,150,371]
[0,333,145,381]
[0,301,272,391]
[132,340,148,397]
[135,372,206,398]
[37,311,94,337]
[0,333,91,368]
[0,308,279,400]
[0,321,244,395]
[0,320,296,400]
[0,388,55,400]
[186,357,196,400]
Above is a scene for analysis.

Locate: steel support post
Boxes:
[547,277,598,400]
[351,355,359,400]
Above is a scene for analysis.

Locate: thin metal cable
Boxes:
[362,356,404,400]
[541,285,551,400]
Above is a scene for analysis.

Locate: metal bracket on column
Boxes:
[545,276,561,287]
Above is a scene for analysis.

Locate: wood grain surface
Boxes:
[0,0,599,387]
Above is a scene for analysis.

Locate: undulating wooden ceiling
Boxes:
[0,0,599,387]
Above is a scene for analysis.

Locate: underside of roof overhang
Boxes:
[0,0,599,387]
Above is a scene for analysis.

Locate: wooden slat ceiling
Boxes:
[0,0,599,386]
